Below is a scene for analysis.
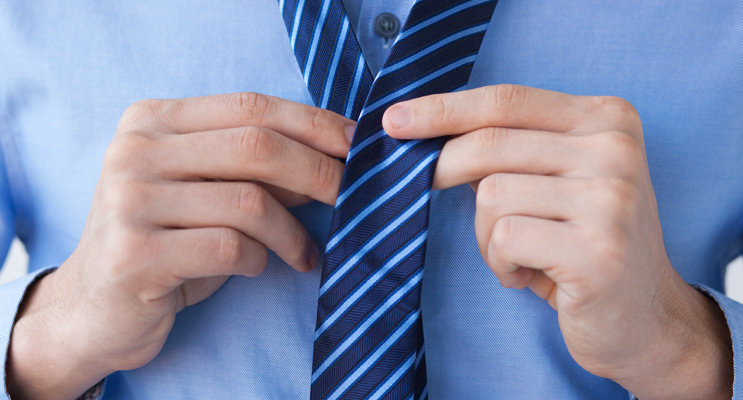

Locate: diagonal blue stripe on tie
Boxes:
[278,0,498,398]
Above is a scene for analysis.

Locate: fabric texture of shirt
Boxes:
[1,0,742,399]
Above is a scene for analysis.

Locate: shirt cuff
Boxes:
[77,379,105,400]
[623,283,741,400]
[693,284,742,399]
[1,266,56,400]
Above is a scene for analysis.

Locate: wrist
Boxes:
[612,278,733,400]
[6,269,114,400]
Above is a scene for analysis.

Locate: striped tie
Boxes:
[278,1,497,398]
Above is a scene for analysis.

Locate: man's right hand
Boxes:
[6,93,355,400]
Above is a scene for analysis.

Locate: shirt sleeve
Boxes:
[694,285,743,398]
[0,266,55,400]
[625,284,741,400]
[0,105,104,400]
[0,105,29,399]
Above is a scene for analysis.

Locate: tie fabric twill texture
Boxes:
[279,0,497,398]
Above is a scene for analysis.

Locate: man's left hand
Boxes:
[382,85,733,400]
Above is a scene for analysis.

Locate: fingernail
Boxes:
[344,124,356,144]
[387,106,411,129]
[307,239,320,270]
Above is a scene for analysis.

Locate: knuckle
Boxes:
[233,126,278,164]
[591,131,642,176]
[490,84,527,110]
[216,228,244,268]
[587,96,642,129]
[584,227,625,280]
[475,127,510,156]
[596,96,638,118]
[234,183,268,218]
[105,130,155,172]
[592,178,638,220]
[246,246,270,277]
[487,217,518,276]
[314,155,337,191]
[476,174,509,212]
[104,228,148,280]
[605,130,641,157]
[233,92,271,124]
[103,180,150,221]
[287,220,309,264]
[120,99,164,126]
[307,106,328,139]
[491,216,517,257]
[598,234,624,264]
[432,95,456,127]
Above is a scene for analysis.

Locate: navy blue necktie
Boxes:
[278,1,497,398]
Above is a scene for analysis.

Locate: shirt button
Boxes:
[374,13,401,39]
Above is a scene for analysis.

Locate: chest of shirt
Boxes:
[1,0,740,276]
[1,1,742,398]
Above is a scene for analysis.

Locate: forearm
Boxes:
[6,271,111,400]
[612,282,733,400]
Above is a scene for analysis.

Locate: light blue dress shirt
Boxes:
[1,0,742,399]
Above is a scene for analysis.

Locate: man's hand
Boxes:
[383,85,733,400]
[6,93,355,400]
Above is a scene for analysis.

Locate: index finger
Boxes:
[382,85,641,139]
[120,92,356,158]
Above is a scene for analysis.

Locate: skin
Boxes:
[382,85,733,399]
[6,85,733,399]
[6,92,355,399]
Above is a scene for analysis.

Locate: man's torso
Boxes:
[0,0,741,398]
